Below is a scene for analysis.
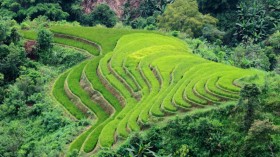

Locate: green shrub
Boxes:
[20,22,30,30]
[91,4,117,28]
[267,31,280,55]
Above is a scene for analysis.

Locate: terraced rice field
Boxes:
[22,26,264,156]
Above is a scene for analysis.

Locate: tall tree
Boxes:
[36,29,53,62]
[243,120,279,157]
[0,45,26,82]
[0,20,10,43]
[91,4,117,28]
[37,29,53,51]
[158,0,218,37]
[10,27,20,44]
[240,84,261,132]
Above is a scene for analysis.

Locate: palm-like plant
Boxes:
[126,143,158,157]
[235,0,279,44]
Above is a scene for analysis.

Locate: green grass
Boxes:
[21,30,99,56]
[83,119,110,152]
[195,77,221,102]
[67,61,108,119]
[53,71,85,120]
[99,118,118,147]
[206,75,240,99]
[84,59,123,112]
[66,61,110,153]
[54,37,99,56]
[99,52,138,138]
[50,26,150,53]
[100,53,133,99]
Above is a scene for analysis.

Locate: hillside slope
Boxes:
[22,26,264,156]
[82,0,141,16]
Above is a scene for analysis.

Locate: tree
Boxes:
[0,20,10,43]
[138,0,175,17]
[0,73,3,86]
[90,4,117,28]
[261,73,280,112]
[188,118,224,155]
[37,29,53,52]
[26,3,69,21]
[235,1,268,43]
[158,0,218,37]
[240,84,261,132]
[0,73,4,104]
[0,45,26,82]
[36,29,53,62]
[197,0,240,14]
[235,0,280,43]
[10,27,20,44]
[122,0,174,25]
[243,120,279,157]
[267,31,280,55]
[232,44,270,70]
[0,121,26,156]
[266,47,278,71]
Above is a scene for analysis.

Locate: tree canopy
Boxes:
[158,0,218,37]
[91,4,117,28]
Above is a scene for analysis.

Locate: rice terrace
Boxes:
[1,0,279,156]
[21,26,265,156]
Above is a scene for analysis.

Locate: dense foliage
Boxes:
[158,0,218,38]
[80,4,117,27]
[0,19,87,156]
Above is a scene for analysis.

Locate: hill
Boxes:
[22,26,264,156]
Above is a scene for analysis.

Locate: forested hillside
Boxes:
[0,0,279,157]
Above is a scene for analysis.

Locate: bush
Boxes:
[131,17,147,29]
[233,44,270,70]
[115,22,125,28]
[202,25,225,42]
[185,38,221,62]
[171,31,180,37]
[91,4,117,28]
[267,31,280,55]
[261,73,280,112]
[20,22,30,30]
[234,0,280,43]
[50,45,85,68]
[145,24,157,30]
[42,111,68,132]
[146,16,156,25]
